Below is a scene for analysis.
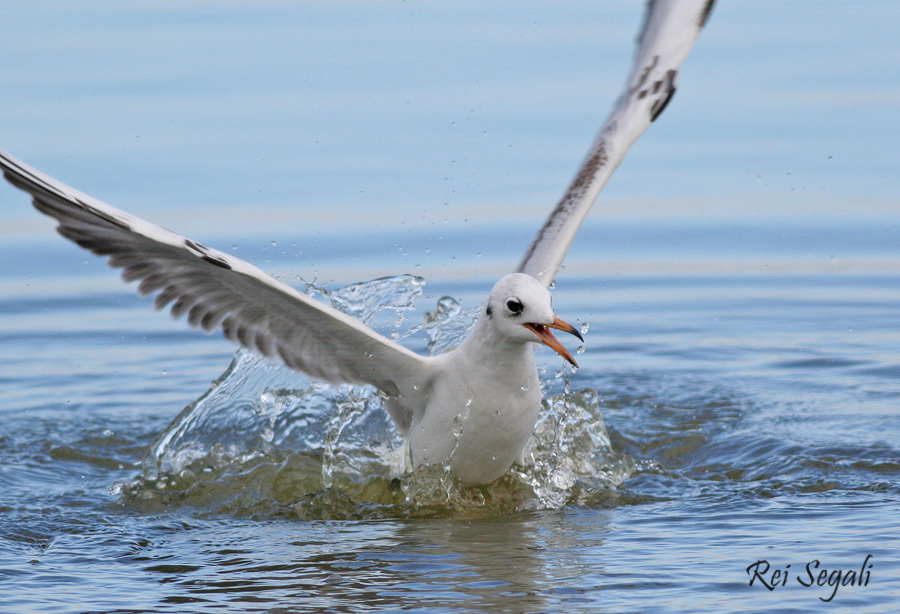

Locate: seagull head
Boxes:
[485,273,584,367]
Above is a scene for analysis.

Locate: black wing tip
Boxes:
[649,69,678,122]
[184,238,233,270]
[699,0,716,29]
[650,85,676,122]
[0,152,67,204]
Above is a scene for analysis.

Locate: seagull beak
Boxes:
[525,316,584,368]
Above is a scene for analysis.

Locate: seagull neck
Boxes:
[458,314,532,367]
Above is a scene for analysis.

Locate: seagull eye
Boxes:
[506,299,523,315]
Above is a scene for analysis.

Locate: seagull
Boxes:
[0,1,713,486]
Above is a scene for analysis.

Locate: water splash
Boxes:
[522,387,633,509]
[124,275,628,517]
[140,275,423,486]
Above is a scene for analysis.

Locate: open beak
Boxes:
[524,316,584,368]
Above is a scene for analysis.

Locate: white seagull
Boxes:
[0,1,713,486]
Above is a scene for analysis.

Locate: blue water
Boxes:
[1,2,899,612]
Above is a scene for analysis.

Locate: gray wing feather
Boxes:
[0,150,430,422]
[518,0,714,286]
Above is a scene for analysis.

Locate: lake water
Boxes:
[1,2,899,612]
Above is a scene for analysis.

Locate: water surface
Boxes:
[1,2,898,612]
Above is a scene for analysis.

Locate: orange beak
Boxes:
[524,316,584,368]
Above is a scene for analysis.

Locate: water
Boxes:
[1,2,899,612]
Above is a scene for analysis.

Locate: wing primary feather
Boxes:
[517,0,714,286]
[0,149,431,431]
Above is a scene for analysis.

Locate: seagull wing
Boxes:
[518,0,714,286]
[0,150,431,409]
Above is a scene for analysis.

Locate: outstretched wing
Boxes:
[518,0,715,285]
[0,150,431,406]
